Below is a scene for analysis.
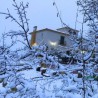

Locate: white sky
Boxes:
[0,0,84,34]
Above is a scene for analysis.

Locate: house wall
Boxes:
[57,28,78,37]
[65,35,76,48]
[57,28,69,34]
[36,30,62,46]
[30,31,36,46]
[57,28,78,47]
[35,30,75,48]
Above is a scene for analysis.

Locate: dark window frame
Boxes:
[60,36,65,45]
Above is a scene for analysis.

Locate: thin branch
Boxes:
[0,0,31,49]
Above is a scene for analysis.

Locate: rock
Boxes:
[11,87,17,92]
[36,67,41,71]
[41,68,46,75]
[0,78,4,83]
[52,72,59,76]
[2,82,7,87]
[77,73,82,78]
[59,71,66,75]
[40,62,47,68]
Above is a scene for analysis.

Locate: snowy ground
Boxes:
[16,64,98,98]
[0,64,98,98]
[0,45,98,98]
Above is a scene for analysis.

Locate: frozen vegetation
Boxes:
[0,0,98,97]
[0,45,98,98]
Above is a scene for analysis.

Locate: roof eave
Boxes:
[29,28,70,35]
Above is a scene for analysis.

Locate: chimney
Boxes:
[33,26,37,32]
[30,26,37,46]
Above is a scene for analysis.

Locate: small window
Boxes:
[60,36,65,45]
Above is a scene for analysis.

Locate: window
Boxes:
[60,36,65,45]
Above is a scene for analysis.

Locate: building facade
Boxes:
[30,27,79,50]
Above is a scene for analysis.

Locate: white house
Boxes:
[30,26,79,50]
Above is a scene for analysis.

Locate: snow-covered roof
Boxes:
[30,28,70,35]
[57,26,79,33]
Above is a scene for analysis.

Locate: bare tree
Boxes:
[0,0,31,49]
[77,0,98,49]
[77,0,98,97]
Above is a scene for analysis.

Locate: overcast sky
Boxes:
[0,0,84,35]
